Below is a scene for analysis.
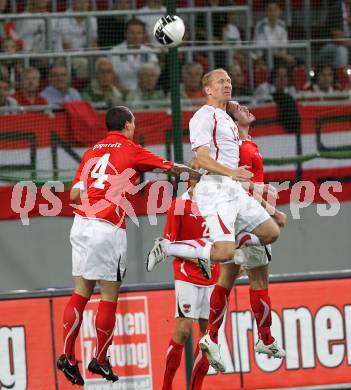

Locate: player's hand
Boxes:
[226,100,239,119]
[273,210,287,228]
[187,158,200,170]
[231,166,253,182]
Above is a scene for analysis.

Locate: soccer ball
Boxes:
[154,15,185,48]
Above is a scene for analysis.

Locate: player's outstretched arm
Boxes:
[196,146,253,181]
[167,163,202,181]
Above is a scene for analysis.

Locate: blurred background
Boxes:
[0,0,350,291]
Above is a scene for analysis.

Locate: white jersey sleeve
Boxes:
[189,106,215,151]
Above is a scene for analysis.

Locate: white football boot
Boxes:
[255,339,286,358]
[199,334,226,373]
[146,237,168,272]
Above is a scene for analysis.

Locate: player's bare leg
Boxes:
[251,218,280,246]
[58,277,95,386]
[88,280,120,382]
[199,261,241,373]
[246,265,285,359]
[210,241,236,263]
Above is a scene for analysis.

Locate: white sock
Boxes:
[163,239,212,261]
[235,232,261,248]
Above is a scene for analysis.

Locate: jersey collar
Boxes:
[106,131,128,140]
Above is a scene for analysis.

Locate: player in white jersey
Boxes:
[147,69,283,373]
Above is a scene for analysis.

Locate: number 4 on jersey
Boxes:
[91,153,110,189]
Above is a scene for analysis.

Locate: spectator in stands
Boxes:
[138,0,166,45]
[229,61,251,96]
[97,0,130,49]
[318,0,351,67]
[222,12,241,46]
[82,57,123,106]
[0,0,23,50]
[14,67,47,105]
[253,1,295,67]
[181,62,204,106]
[40,65,81,104]
[0,0,9,16]
[196,0,229,42]
[196,0,229,68]
[16,0,50,53]
[1,37,23,91]
[126,62,164,107]
[16,0,54,79]
[110,19,159,93]
[254,64,296,99]
[0,75,18,109]
[55,0,97,79]
[310,65,339,93]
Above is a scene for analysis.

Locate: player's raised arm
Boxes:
[196,145,253,181]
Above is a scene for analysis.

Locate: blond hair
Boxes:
[201,68,230,96]
[202,68,228,88]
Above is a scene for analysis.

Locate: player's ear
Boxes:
[204,86,211,95]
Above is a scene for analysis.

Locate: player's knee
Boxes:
[176,326,191,343]
[175,319,193,343]
[211,244,235,262]
[260,224,280,245]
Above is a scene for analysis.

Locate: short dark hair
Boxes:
[105,106,133,131]
[126,18,146,32]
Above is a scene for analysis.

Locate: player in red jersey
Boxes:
[162,183,220,390]
[57,106,200,386]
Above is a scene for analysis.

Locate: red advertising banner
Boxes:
[0,279,350,389]
[0,298,56,390]
[53,291,186,390]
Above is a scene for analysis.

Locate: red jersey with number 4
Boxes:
[239,139,264,183]
[72,131,173,228]
[164,192,219,286]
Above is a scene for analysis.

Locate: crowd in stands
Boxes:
[0,0,350,111]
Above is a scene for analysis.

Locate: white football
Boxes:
[153,15,185,48]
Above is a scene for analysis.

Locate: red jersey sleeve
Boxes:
[163,199,181,241]
[134,144,173,173]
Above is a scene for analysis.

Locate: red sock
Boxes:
[63,293,89,364]
[207,284,231,342]
[189,345,209,390]
[95,300,117,364]
[162,339,184,390]
[250,288,274,345]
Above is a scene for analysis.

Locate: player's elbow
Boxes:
[70,188,81,204]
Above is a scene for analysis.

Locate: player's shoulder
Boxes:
[191,104,215,121]
[240,139,252,149]
[240,139,257,154]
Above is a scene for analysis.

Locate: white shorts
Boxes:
[175,280,214,320]
[194,175,270,242]
[70,215,127,282]
[234,245,272,270]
